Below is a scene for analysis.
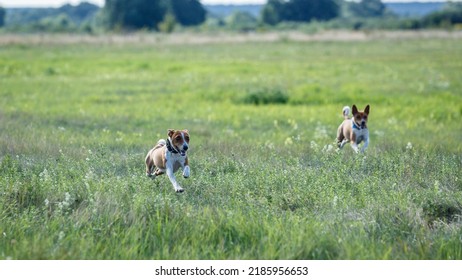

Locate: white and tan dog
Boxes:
[337,105,370,153]
[145,129,190,193]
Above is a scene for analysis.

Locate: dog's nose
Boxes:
[183,145,188,151]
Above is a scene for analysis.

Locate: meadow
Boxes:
[0,33,461,259]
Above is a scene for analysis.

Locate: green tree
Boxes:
[348,0,386,18]
[261,0,340,25]
[58,2,99,23]
[103,0,206,31]
[103,0,166,30]
[0,6,5,27]
[158,12,176,33]
[227,11,257,31]
[421,2,462,28]
[170,0,206,26]
[261,0,284,25]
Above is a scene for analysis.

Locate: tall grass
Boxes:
[0,35,461,259]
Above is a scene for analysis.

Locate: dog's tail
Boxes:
[342,106,351,120]
[157,139,166,147]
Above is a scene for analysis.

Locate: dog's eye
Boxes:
[175,136,181,141]
[185,136,190,142]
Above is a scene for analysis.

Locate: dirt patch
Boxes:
[1,30,461,46]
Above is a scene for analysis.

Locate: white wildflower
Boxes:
[310,140,318,151]
[265,141,275,149]
[44,199,49,206]
[288,119,298,130]
[39,169,50,182]
[323,144,334,153]
[406,142,413,150]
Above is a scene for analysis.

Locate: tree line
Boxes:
[1,0,461,32]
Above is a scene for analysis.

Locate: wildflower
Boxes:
[288,119,298,130]
[322,144,333,153]
[64,192,71,202]
[310,141,318,151]
[284,137,293,146]
[39,169,50,182]
[265,141,275,150]
[406,142,413,150]
[44,199,49,206]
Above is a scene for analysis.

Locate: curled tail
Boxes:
[342,106,351,120]
[157,139,166,147]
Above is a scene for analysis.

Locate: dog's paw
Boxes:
[175,187,184,193]
[183,166,190,178]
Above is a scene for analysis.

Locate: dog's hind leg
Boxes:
[337,124,345,148]
[154,168,165,176]
[145,153,154,177]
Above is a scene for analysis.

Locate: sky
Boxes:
[0,0,453,8]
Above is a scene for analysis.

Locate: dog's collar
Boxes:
[166,138,179,154]
[352,119,363,130]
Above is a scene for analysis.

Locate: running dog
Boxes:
[145,129,190,193]
[337,105,370,153]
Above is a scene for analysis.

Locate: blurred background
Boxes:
[0,0,461,34]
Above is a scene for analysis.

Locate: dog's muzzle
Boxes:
[180,144,188,156]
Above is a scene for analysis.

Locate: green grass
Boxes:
[0,35,461,259]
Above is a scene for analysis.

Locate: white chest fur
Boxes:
[165,149,187,172]
[353,127,369,144]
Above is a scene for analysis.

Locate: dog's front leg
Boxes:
[166,163,184,193]
[183,166,190,178]
[361,135,369,153]
[182,157,190,178]
[351,142,360,153]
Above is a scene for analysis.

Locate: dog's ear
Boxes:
[352,105,358,115]
[183,129,189,134]
[364,105,370,115]
[167,129,175,138]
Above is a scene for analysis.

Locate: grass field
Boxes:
[1,33,461,259]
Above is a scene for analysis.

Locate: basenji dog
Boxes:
[337,105,370,153]
[145,129,190,193]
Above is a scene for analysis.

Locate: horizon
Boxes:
[0,0,456,8]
